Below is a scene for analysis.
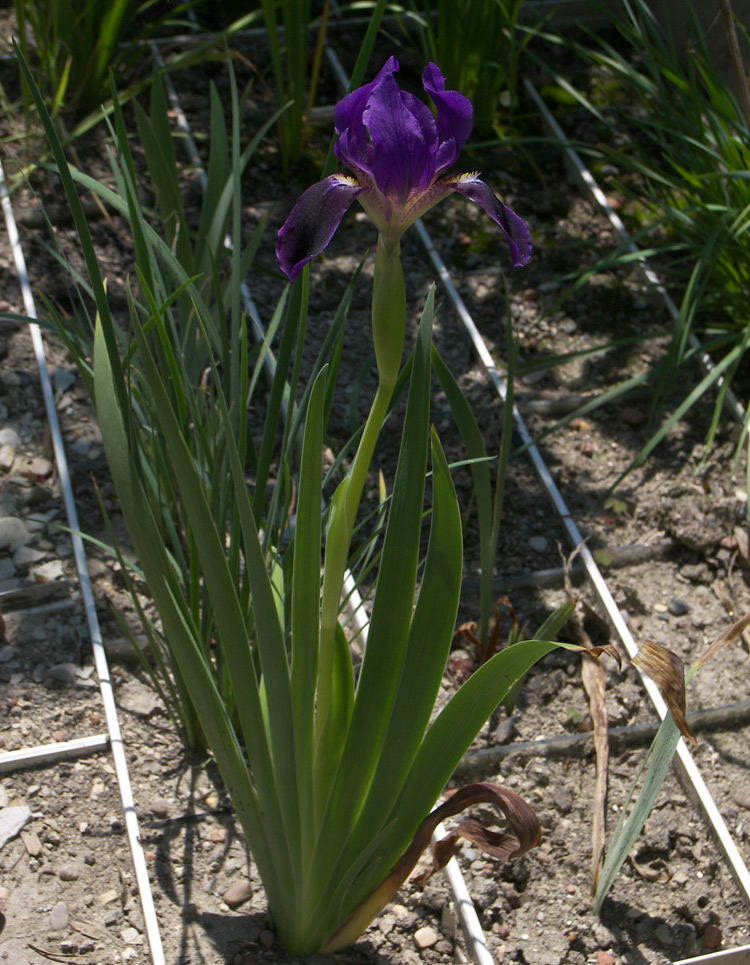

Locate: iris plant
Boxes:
[36,44,581,956]
[252,59,572,953]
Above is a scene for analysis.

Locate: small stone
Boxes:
[79,941,96,953]
[13,544,46,568]
[653,602,668,613]
[0,645,16,663]
[117,678,164,718]
[0,428,21,447]
[596,953,615,965]
[704,924,722,949]
[529,535,548,553]
[46,663,78,686]
[0,805,31,849]
[49,901,70,931]
[668,597,690,616]
[58,862,80,881]
[0,517,31,551]
[22,456,53,479]
[54,368,77,393]
[414,926,439,950]
[59,940,78,955]
[222,879,252,909]
[620,406,646,426]
[33,559,65,582]
[149,798,169,819]
[0,445,15,472]
[553,787,573,814]
[21,829,41,855]
[655,923,673,946]
[207,827,227,843]
[121,926,143,945]
[259,930,275,947]
[732,788,750,809]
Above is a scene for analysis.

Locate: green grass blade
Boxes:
[592,714,680,913]
[291,367,327,868]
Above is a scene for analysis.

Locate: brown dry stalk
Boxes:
[719,0,750,130]
[581,652,608,892]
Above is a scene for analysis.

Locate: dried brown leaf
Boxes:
[694,612,750,671]
[322,782,540,953]
[411,782,542,888]
[582,652,608,893]
[632,639,697,744]
[733,525,749,562]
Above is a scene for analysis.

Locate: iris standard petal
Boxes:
[276,175,365,281]
[448,174,532,267]
[334,56,399,176]
[363,73,438,204]
[422,63,473,175]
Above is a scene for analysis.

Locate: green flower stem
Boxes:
[313,235,406,818]
[372,234,406,389]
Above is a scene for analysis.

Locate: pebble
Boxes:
[0,805,31,849]
[149,798,170,819]
[121,926,143,945]
[0,516,31,550]
[13,544,46,568]
[596,953,615,965]
[54,368,77,393]
[668,596,690,616]
[222,879,252,909]
[553,786,573,814]
[0,428,21,448]
[620,406,646,426]
[704,924,722,949]
[259,930,275,947]
[414,926,439,949]
[34,559,65,582]
[46,664,79,686]
[49,901,70,931]
[529,535,548,553]
[732,788,750,809]
[58,861,81,881]
[0,444,15,472]
[0,645,16,663]
[59,940,78,955]
[0,557,16,580]
[654,923,673,946]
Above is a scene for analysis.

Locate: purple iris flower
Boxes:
[276,57,532,281]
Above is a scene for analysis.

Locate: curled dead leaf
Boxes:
[632,639,696,744]
[322,782,540,953]
[412,782,542,888]
[630,851,671,883]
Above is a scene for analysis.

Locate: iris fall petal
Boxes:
[449,174,532,267]
[276,175,365,281]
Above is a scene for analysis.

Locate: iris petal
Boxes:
[276,175,365,281]
[448,174,532,267]
[422,63,473,175]
[334,56,399,177]
[364,74,438,204]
